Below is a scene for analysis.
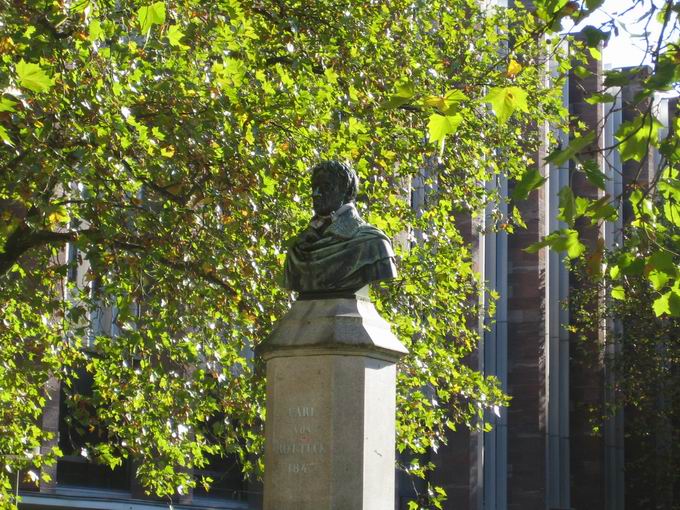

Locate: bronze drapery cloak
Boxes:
[283,204,397,294]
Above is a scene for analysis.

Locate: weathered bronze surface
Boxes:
[283,161,397,297]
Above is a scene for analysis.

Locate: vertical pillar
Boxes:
[502,9,552,510]
[39,377,61,493]
[482,177,509,510]
[546,62,571,510]
[602,83,626,510]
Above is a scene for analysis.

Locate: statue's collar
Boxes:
[330,203,354,221]
[309,203,363,239]
[326,203,364,238]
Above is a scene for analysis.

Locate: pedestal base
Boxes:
[257,296,407,510]
[264,354,396,510]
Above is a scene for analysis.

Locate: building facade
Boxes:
[417,48,678,510]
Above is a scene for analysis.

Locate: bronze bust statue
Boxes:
[283,161,397,297]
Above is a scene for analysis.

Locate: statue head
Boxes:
[310,160,358,216]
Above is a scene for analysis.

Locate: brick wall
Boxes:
[568,36,606,510]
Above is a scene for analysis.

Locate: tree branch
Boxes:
[0,226,77,275]
[0,225,237,297]
[109,238,236,296]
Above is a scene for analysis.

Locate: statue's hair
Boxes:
[311,160,359,203]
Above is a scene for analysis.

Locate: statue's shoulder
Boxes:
[326,206,394,244]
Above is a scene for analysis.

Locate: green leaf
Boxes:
[581,159,607,189]
[585,195,617,222]
[47,206,70,226]
[629,189,643,210]
[616,116,663,162]
[16,60,54,93]
[428,113,463,144]
[395,81,415,98]
[575,196,590,216]
[545,132,595,166]
[557,186,576,226]
[324,67,338,84]
[648,270,670,291]
[663,200,680,227]
[564,230,586,258]
[138,2,166,34]
[525,229,585,259]
[88,19,104,41]
[611,285,625,300]
[609,264,620,279]
[653,292,670,316]
[604,68,642,87]
[423,89,469,113]
[574,66,590,79]
[512,206,527,229]
[670,290,680,316]
[444,89,469,103]
[0,98,16,112]
[581,25,609,46]
[648,250,677,276]
[0,125,14,146]
[618,252,645,276]
[167,25,187,48]
[654,289,680,317]
[511,168,546,201]
[585,0,605,9]
[483,86,529,124]
[533,0,569,22]
[261,175,276,196]
[212,58,246,88]
[645,57,679,92]
[585,92,615,105]
[382,81,415,109]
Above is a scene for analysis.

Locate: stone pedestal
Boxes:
[256,292,407,510]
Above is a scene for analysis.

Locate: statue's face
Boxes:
[311,169,346,216]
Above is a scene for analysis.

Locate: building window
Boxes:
[57,368,131,491]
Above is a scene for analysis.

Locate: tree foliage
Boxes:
[5,0,680,506]
[0,0,633,507]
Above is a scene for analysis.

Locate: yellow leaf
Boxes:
[160,145,175,157]
[507,59,522,78]
[245,125,254,144]
[48,207,70,225]
[424,95,448,111]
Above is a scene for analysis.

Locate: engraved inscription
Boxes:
[276,442,325,455]
[287,462,315,474]
[294,423,311,434]
[277,404,324,475]
[288,406,315,417]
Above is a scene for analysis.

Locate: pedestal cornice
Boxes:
[255,296,408,362]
